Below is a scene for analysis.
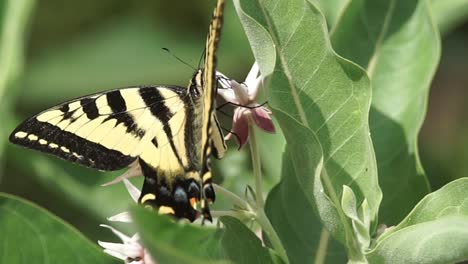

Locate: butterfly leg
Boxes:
[200,159,216,223]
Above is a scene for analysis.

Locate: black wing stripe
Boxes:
[107,90,127,113]
[183,94,199,171]
[104,90,145,138]
[59,104,69,113]
[139,87,185,167]
[10,120,135,171]
[80,98,99,120]
[139,87,173,123]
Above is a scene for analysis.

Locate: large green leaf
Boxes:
[367,178,468,263]
[131,207,229,264]
[233,0,381,247]
[0,193,115,264]
[131,207,281,264]
[368,216,468,263]
[431,0,468,35]
[311,0,349,29]
[220,216,278,264]
[265,143,346,264]
[331,0,439,225]
[379,177,468,239]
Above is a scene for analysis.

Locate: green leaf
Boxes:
[131,206,230,264]
[431,0,468,35]
[331,0,439,225]
[367,216,468,263]
[0,193,114,264]
[220,216,278,264]
[379,177,468,239]
[232,1,276,76]
[311,0,349,29]
[340,186,371,251]
[265,147,346,264]
[233,0,381,247]
[367,178,468,263]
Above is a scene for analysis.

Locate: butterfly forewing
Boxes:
[10,86,189,172]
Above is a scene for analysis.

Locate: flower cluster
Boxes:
[217,62,275,148]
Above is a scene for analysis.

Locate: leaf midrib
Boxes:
[257,0,366,257]
[257,0,309,127]
[366,0,396,77]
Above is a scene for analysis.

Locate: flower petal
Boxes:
[216,71,239,104]
[100,224,132,243]
[252,107,276,133]
[144,250,157,264]
[108,211,133,223]
[230,80,249,105]
[123,179,141,202]
[248,77,263,103]
[99,241,130,258]
[245,62,259,87]
[226,108,249,148]
[100,247,126,260]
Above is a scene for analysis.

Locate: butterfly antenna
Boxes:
[198,47,206,70]
[220,127,242,150]
[218,101,269,110]
[162,48,196,71]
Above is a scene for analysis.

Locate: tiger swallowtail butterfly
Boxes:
[9,0,226,222]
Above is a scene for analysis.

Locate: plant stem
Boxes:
[211,210,247,219]
[314,228,330,264]
[213,184,251,210]
[256,209,289,263]
[321,169,366,262]
[247,119,289,263]
[248,119,264,208]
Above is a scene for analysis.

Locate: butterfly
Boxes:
[9,0,226,222]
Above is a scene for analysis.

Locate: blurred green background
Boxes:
[0,0,467,244]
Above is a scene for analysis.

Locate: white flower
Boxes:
[107,179,141,223]
[98,225,156,264]
[217,62,275,148]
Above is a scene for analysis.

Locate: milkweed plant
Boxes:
[2,0,468,263]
